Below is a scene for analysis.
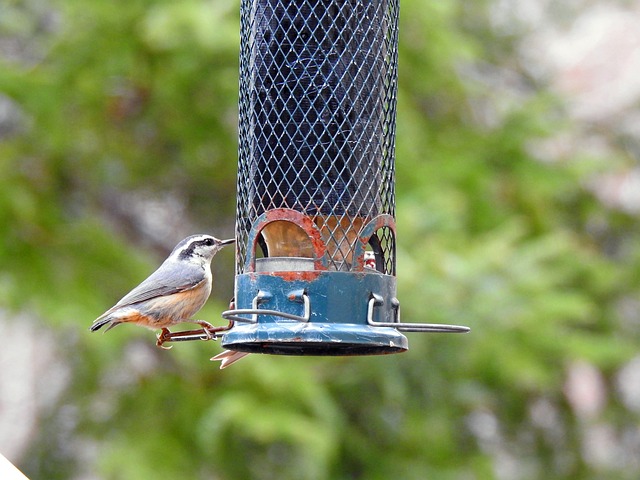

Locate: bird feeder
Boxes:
[218,0,469,355]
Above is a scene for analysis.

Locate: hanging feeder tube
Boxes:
[215,0,469,356]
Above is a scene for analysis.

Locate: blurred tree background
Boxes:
[1,0,640,479]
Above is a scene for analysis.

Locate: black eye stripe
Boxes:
[191,238,214,247]
[196,238,214,247]
[177,237,215,259]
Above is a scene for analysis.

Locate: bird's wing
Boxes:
[97,261,205,319]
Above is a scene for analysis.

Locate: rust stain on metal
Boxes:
[275,270,321,282]
[259,209,328,270]
[355,233,370,271]
[247,270,321,282]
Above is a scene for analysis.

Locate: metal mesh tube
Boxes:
[236,0,399,272]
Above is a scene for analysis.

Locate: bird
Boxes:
[90,234,235,348]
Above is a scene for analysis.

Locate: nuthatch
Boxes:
[90,234,235,348]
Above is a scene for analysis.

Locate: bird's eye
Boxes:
[204,238,214,246]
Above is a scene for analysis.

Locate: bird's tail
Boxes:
[89,316,120,333]
[210,350,250,369]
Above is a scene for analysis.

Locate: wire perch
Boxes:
[157,321,235,345]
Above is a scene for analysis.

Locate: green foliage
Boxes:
[1,0,639,479]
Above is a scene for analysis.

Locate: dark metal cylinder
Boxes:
[236,0,399,273]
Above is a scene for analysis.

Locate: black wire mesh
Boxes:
[236,0,399,273]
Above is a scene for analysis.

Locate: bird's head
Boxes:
[171,234,235,265]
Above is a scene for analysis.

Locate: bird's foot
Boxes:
[194,320,234,340]
[193,320,216,341]
[153,321,235,347]
[156,328,174,350]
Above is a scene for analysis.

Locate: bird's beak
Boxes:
[219,238,236,247]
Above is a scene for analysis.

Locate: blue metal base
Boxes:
[221,323,407,356]
[222,270,409,355]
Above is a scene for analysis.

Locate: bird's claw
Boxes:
[199,320,235,339]
[201,327,214,342]
[153,321,235,347]
[194,321,217,341]
[156,328,173,350]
